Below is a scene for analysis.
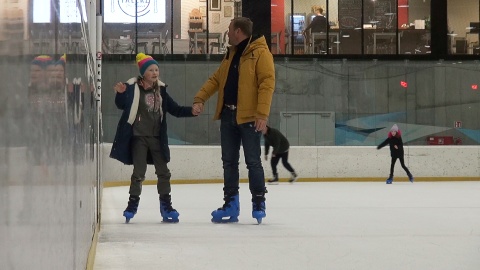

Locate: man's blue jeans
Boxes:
[220,108,265,195]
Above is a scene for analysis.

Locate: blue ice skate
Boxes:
[211,194,240,223]
[160,195,179,223]
[123,196,140,223]
[123,211,136,223]
[408,174,414,183]
[386,177,393,184]
[252,201,266,224]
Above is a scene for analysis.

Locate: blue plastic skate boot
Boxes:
[160,195,179,223]
[211,194,240,223]
[386,177,393,184]
[123,196,140,223]
[408,173,414,183]
[252,201,266,224]
[252,189,267,224]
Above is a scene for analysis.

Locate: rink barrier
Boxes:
[86,223,100,270]
[102,144,480,184]
[102,177,480,187]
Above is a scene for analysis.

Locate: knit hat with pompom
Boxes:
[136,53,159,76]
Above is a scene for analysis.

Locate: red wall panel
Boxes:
[398,0,409,27]
[270,0,285,53]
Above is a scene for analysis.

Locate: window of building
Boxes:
[273,0,431,55]
[447,0,479,55]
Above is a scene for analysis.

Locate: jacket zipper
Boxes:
[153,88,157,135]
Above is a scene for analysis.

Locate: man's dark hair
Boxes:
[231,17,253,37]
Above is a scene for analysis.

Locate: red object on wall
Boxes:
[426,136,455,145]
[270,0,285,54]
[398,0,409,28]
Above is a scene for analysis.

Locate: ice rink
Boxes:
[94,181,480,270]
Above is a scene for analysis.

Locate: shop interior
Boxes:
[0,0,478,55]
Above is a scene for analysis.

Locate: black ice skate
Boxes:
[267,174,279,185]
[288,172,298,183]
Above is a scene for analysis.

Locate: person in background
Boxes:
[110,53,199,223]
[192,17,275,224]
[303,7,330,54]
[377,124,414,184]
[262,126,298,184]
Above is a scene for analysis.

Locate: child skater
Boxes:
[110,53,199,223]
[377,124,414,184]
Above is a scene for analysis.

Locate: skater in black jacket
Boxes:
[377,124,414,184]
[262,126,298,184]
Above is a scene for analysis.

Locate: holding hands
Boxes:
[192,103,204,116]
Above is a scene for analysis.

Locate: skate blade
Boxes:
[256,218,263,224]
[162,218,179,223]
[125,218,131,223]
[211,217,239,223]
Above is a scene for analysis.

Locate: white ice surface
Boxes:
[94,182,480,270]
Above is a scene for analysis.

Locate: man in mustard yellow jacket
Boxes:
[193,17,275,224]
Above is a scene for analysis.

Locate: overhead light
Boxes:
[398,5,409,8]
[342,35,350,38]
